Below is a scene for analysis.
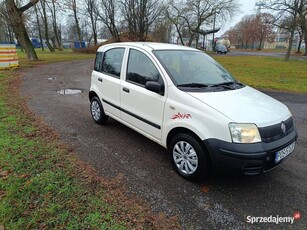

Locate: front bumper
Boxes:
[204,128,298,175]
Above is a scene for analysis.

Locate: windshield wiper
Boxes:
[210,81,244,89]
[177,83,209,88]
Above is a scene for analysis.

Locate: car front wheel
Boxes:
[90,96,108,125]
[170,133,209,180]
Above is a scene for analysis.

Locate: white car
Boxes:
[89,42,297,180]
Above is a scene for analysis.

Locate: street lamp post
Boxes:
[212,12,216,51]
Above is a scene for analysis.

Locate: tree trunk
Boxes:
[296,34,302,53]
[34,5,44,51]
[40,0,55,52]
[195,33,200,49]
[302,20,307,56]
[6,21,14,43]
[90,15,97,46]
[72,3,82,47]
[188,33,195,47]
[176,25,184,45]
[258,39,263,50]
[285,28,295,61]
[5,0,39,61]
[51,0,61,49]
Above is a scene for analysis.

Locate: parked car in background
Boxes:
[215,44,228,54]
[30,38,42,48]
[89,42,297,180]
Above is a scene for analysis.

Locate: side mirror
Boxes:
[145,81,164,95]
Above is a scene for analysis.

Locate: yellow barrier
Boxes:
[0,44,19,69]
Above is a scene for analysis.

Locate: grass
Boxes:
[0,50,179,229]
[16,49,95,68]
[213,55,307,93]
[0,48,306,228]
[0,77,123,229]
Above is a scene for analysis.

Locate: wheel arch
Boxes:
[166,127,212,165]
[167,127,199,149]
[89,90,98,101]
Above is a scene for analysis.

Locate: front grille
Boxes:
[243,166,263,175]
[258,117,294,143]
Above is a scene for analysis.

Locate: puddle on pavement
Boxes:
[57,89,83,95]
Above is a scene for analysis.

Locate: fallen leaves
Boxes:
[0,168,12,179]
[0,170,10,177]
[201,185,210,193]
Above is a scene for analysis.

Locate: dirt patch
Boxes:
[6,72,181,229]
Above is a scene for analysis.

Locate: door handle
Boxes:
[98,78,103,82]
[123,87,130,93]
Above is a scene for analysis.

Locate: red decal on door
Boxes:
[171,113,192,120]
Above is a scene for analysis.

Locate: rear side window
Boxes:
[126,49,162,86]
[102,48,125,78]
[94,52,103,71]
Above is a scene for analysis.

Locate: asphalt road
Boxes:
[21,59,307,229]
[226,50,307,62]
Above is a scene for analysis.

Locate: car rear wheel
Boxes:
[90,96,108,125]
[170,133,209,180]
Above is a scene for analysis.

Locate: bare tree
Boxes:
[226,13,276,50]
[39,0,55,51]
[150,16,172,42]
[98,0,120,42]
[297,0,307,55]
[120,0,164,41]
[0,1,15,43]
[254,13,276,50]
[34,4,44,51]
[167,0,238,48]
[48,0,62,49]
[296,27,304,53]
[66,0,83,46]
[166,1,188,45]
[265,0,305,61]
[4,0,40,61]
[225,27,243,48]
[84,0,99,46]
[238,15,256,49]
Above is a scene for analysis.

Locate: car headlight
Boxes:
[229,123,261,143]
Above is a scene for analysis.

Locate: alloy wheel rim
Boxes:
[173,141,198,175]
[91,101,101,121]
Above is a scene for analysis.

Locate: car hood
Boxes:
[187,86,291,127]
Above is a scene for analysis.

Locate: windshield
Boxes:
[154,50,241,90]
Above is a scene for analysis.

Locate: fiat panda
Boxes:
[89,42,297,180]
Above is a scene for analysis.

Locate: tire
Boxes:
[90,96,108,125]
[169,133,209,180]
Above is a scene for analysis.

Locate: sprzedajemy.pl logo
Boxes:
[246,212,301,224]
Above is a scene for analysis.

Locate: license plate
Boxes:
[275,142,295,163]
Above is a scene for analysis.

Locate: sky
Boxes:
[216,0,257,36]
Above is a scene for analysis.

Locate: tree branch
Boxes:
[19,0,40,13]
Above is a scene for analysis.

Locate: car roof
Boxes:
[97,42,197,53]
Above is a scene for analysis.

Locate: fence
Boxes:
[0,44,19,69]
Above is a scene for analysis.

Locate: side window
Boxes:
[126,49,163,86]
[94,52,103,71]
[102,48,125,78]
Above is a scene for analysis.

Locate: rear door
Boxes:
[120,48,166,141]
[93,47,125,118]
